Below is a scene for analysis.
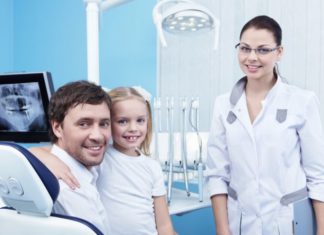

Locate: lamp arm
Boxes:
[85,0,100,84]
[100,0,134,11]
[153,0,193,17]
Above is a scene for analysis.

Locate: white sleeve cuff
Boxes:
[206,176,228,198]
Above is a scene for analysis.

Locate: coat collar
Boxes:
[229,76,285,106]
[229,76,247,106]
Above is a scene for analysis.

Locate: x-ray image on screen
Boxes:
[0,82,47,132]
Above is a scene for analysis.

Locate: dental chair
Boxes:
[0,142,103,235]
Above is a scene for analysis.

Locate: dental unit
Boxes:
[152,96,208,209]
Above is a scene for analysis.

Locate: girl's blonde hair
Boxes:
[108,87,152,156]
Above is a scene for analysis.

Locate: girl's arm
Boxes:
[312,199,324,235]
[29,146,80,189]
[211,194,231,235]
[153,196,177,235]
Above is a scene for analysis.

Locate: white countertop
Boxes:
[168,188,211,215]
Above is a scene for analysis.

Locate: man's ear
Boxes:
[51,121,63,139]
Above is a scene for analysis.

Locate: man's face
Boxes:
[52,102,111,168]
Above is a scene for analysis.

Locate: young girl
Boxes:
[98,87,175,235]
[30,86,176,235]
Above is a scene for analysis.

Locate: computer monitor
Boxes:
[0,72,54,142]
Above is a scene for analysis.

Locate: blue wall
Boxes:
[13,0,86,89]
[0,0,13,72]
[100,0,157,93]
[11,0,156,94]
[0,1,215,234]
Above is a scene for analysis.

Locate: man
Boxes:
[31,81,112,234]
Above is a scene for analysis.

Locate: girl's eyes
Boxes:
[117,119,128,125]
[137,118,146,124]
[115,118,147,125]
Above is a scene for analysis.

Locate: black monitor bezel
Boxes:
[0,72,54,143]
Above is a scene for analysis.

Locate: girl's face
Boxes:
[238,27,283,82]
[111,98,148,156]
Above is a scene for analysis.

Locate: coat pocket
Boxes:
[276,206,294,235]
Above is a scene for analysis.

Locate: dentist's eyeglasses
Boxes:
[235,43,280,55]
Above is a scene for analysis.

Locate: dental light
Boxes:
[84,0,134,84]
[153,0,220,49]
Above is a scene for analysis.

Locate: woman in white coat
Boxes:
[205,15,324,235]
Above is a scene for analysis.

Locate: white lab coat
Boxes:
[206,76,324,235]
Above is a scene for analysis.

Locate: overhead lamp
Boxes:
[84,0,134,84]
[153,0,220,49]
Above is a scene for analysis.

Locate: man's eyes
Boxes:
[100,121,110,128]
[78,121,110,128]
